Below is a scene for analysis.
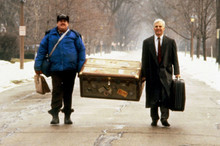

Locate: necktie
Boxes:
[158,37,161,63]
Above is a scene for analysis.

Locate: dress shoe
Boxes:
[50,116,59,124]
[64,115,73,124]
[48,109,60,125]
[151,121,158,127]
[161,120,170,127]
[62,108,74,124]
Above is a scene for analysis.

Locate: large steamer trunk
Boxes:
[79,58,144,101]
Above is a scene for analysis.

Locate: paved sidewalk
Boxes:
[0,70,220,146]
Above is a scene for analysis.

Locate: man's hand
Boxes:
[35,70,42,75]
[175,74,181,78]
[141,77,146,83]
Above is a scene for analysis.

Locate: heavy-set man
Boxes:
[34,14,86,124]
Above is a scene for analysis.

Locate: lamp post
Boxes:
[217,0,220,68]
[100,25,103,56]
[190,16,195,60]
[122,36,125,50]
[19,0,26,69]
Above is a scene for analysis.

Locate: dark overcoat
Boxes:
[141,35,180,108]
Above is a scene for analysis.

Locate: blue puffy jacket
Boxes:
[34,27,86,73]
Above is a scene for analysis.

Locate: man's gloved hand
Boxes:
[35,70,42,75]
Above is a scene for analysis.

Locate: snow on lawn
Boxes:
[0,51,219,93]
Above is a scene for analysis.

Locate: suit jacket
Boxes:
[141,35,180,108]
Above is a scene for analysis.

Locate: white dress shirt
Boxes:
[154,35,163,56]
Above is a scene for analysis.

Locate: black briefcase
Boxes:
[169,78,186,111]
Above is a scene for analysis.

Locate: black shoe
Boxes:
[64,116,73,124]
[62,108,74,125]
[50,116,59,124]
[48,109,60,125]
[161,120,170,127]
[151,121,158,127]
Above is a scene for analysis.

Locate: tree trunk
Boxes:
[196,35,200,58]
[202,36,207,61]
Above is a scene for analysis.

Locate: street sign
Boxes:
[19,26,26,36]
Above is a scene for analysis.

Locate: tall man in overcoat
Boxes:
[141,19,180,127]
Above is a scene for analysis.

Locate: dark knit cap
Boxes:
[57,14,69,22]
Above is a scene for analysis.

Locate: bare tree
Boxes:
[142,0,216,61]
[0,0,20,60]
[23,0,112,56]
[96,0,141,51]
[197,0,216,60]
[114,3,142,50]
[0,0,20,33]
[0,0,217,60]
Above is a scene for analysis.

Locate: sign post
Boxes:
[19,0,25,69]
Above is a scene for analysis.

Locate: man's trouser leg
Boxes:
[62,70,76,111]
[160,106,169,122]
[51,72,63,110]
[62,70,76,124]
[150,104,159,122]
[48,72,63,124]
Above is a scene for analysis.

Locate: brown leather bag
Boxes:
[34,75,50,94]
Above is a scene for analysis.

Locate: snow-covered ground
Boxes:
[0,51,220,93]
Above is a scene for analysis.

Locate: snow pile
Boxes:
[0,51,219,93]
[179,53,220,91]
[0,60,35,92]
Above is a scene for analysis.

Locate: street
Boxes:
[0,55,220,146]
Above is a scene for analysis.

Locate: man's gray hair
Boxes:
[154,19,165,28]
